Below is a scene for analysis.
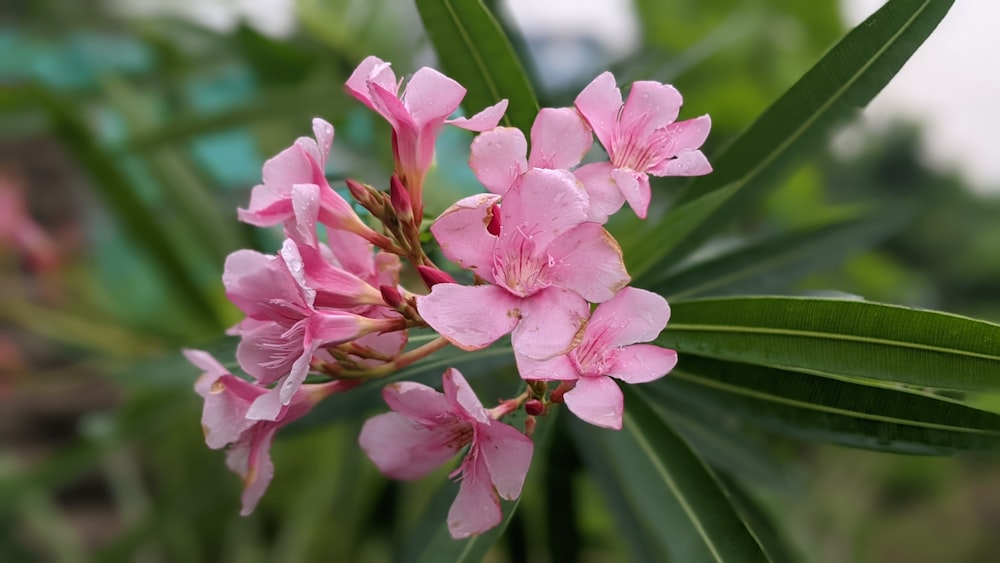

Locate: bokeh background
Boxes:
[2,0,998,561]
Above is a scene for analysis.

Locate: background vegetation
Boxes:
[1,0,997,561]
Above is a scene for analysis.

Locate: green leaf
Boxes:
[415,0,539,133]
[644,356,1000,454]
[622,182,739,280]
[572,388,768,563]
[399,410,556,563]
[646,203,914,298]
[638,0,955,269]
[714,475,801,563]
[659,297,1000,391]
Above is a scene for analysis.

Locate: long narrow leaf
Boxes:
[648,203,914,299]
[633,0,954,271]
[644,356,1000,454]
[659,297,1000,391]
[574,388,768,562]
[416,0,539,133]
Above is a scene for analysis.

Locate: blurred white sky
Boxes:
[115,0,999,193]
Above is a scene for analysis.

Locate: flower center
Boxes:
[492,222,554,298]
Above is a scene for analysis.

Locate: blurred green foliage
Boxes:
[0,0,997,561]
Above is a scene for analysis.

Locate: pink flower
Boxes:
[575,72,712,219]
[187,349,355,515]
[516,288,677,430]
[224,240,404,420]
[418,168,630,360]
[358,368,533,538]
[469,107,592,195]
[345,56,508,218]
[238,118,389,247]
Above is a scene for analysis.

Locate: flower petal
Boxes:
[607,344,678,383]
[311,118,335,167]
[619,81,682,139]
[611,168,652,219]
[443,368,489,424]
[382,381,452,422]
[563,376,623,430]
[223,249,307,320]
[234,318,299,385]
[512,287,589,360]
[584,287,671,350]
[448,453,501,539]
[501,168,589,250]
[345,56,392,113]
[528,107,593,170]
[574,71,622,151]
[200,374,263,449]
[478,421,533,500]
[359,411,466,480]
[574,162,625,223]
[404,67,466,129]
[656,150,713,177]
[448,99,509,132]
[430,193,501,282]
[469,127,527,195]
[547,223,629,303]
[515,352,579,381]
[228,425,278,516]
[417,284,521,351]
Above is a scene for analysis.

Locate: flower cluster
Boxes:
[186,55,709,538]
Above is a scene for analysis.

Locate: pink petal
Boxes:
[512,287,589,360]
[311,118,335,167]
[288,184,321,249]
[200,375,262,449]
[619,81,682,139]
[234,318,299,385]
[666,115,711,153]
[443,368,489,424]
[448,99,509,132]
[246,387,286,421]
[369,80,415,132]
[345,56,391,112]
[404,67,466,129]
[185,349,231,394]
[528,107,592,170]
[238,184,292,226]
[430,194,501,282]
[611,168,652,219]
[359,411,467,480]
[469,127,527,195]
[585,287,671,350]
[563,376,623,430]
[574,71,622,152]
[382,381,453,423]
[656,150,713,177]
[478,421,533,500]
[607,344,678,383]
[574,162,626,223]
[325,229,376,280]
[223,249,307,320]
[448,453,501,539]
[547,223,629,303]
[228,425,278,516]
[514,352,579,381]
[500,168,589,250]
[262,143,313,191]
[417,284,521,351]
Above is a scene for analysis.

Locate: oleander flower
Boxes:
[358,368,533,538]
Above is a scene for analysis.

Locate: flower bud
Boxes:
[379,284,405,309]
[524,399,544,416]
[417,265,456,288]
[486,203,502,236]
[390,175,414,223]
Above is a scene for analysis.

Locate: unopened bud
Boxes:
[345,178,384,217]
[486,203,502,236]
[417,265,456,288]
[379,284,405,309]
[390,175,413,223]
[524,399,544,416]
[524,416,536,437]
[549,381,575,404]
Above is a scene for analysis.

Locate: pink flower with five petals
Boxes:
[516,287,678,430]
[417,168,630,360]
[345,56,508,219]
[574,72,712,219]
[358,368,533,538]
[187,349,356,515]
